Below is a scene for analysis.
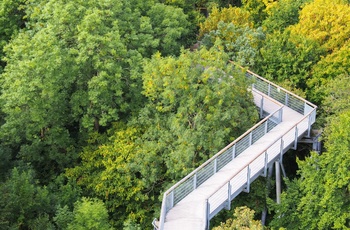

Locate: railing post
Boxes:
[293,127,298,150]
[170,191,174,208]
[214,158,217,173]
[260,96,264,119]
[285,93,289,106]
[264,120,268,134]
[193,173,197,190]
[249,132,253,146]
[232,145,236,159]
[279,108,283,123]
[226,181,231,210]
[268,83,271,96]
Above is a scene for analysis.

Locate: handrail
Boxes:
[158,93,284,229]
[205,106,317,219]
[163,103,282,196]
[162,90,282,196]
[207,107,314,199]
[246,70,317,109]
[230,61,316,108]
[155,68,317,230]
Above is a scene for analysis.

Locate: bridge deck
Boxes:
[163,92,306,230]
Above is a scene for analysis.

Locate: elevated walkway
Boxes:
[153,70,317,230]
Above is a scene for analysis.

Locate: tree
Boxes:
[255,29,324,90]
[0,0,27,71]
[307,42,350,105]
[0,0,192,182]
[213,206,264,230]
[289,0,350,52]
[199,6,253,38]
[269,109,350,229]
[241,0,268,27]
[67,198,112,230]
[199,5,264,67]
[66,123,159,228]
[262,0,309,33]
[67,46,258,228]
[141,46,258,177]
[0,167,53,229]
[201,23,264,67]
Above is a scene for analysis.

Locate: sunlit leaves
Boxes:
[213,206,263,230]
[141,46,258,178]
[289,0,350,52]
[199,6,252,38]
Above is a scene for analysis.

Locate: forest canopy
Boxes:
[0,0,349,229]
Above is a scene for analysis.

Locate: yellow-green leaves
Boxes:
[290,0,350,52]
[199,6,252,38]
[141,46,258,178]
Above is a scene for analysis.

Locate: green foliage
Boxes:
[54,205,74,230]
[270,110,350,229]
[255,30,324,89]
[66,123,158,228]
[267,178,303,228]
[322,74,350,118]
[199,6,253,38]
[213,206,264,230]
[0,0,192,182]
[262,0,309,33]
[0,0,27,71]
[289,0,350,52]
[307,44,350,105]
[67,46,258,228]
[201,23,264,66]
[0,167,52,229]
[141,46,258,177]
[67,197,111,230]
[0,145,13,181]
[147,3,190,56]
[241,0,267,27]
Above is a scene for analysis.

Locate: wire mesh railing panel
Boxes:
[283,127,296,147]
[230,168,248,193]
[208,185,228,215]
[252,76,269,95]
[235,135,250,157]
[173,176,195,205]
[196,161,215,188]
[267,119,278,132]
[267,140,281,160]
[297,116,309,135]
[217,146,234,171]
[252,121,266,144]
[270,86,286,104]
[287,94,304,114]
[250,154,265,177]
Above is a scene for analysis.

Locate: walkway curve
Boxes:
[153,70,317,230]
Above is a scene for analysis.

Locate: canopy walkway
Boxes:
[153,70,317,230]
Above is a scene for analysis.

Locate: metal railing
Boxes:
[205,106,315,227]
[156,91,284,229]
[246,70,316,126]
[153,70,317,230]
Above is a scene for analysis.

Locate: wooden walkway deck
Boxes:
[162,91,307,230]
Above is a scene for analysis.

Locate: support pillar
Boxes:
[261,164,274,225]
[275,161,281,204]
